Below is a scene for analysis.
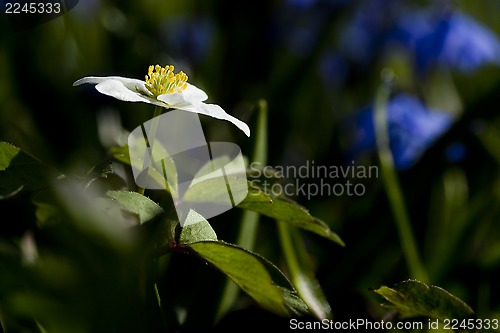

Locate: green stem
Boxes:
[137,106,164,195]
[154,282,169,328]
[373,74,429,283]
[277,221,299,278]
[152,106,163,119]
[277,221,333,320]
[215,100,267,322]
[134,106,169,327]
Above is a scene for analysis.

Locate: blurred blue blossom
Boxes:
[273,1,500,78]
[337,0,401,66]
[285,0,348,9]
[347,93,453,170]
[391,9,500,73]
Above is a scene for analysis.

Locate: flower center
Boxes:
[145,64,188,97]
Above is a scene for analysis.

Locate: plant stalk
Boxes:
[373,74,429,283]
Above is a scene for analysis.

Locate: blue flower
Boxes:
[346,94,453,170]
[337,0,401,66]
[391,9,500,73]
[285,0,347,9]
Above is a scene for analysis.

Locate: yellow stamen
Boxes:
[144,64,188,97]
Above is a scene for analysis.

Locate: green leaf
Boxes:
[106,190,164,224]
[188,241,308,317]
[179,215,217,244]
[373,280,475,332]
[238,187,344,246]
[0,141,56,198]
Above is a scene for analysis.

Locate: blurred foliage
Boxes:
[1,0,500,331]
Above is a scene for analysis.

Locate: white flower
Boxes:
[73,65,250,137]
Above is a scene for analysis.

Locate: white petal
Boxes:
[157,92,191,108]
[156,83,208,108]
[73,76,147,92]
[95,79,152,103]
[175,102,251,137]
[74,76,165,107]
[182,84,208,103]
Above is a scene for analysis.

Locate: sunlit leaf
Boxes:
[188,241,308,317]
[238,187,344,246]
[106,190,164,224]
[373,280,476,332]
[179,215,217,244]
